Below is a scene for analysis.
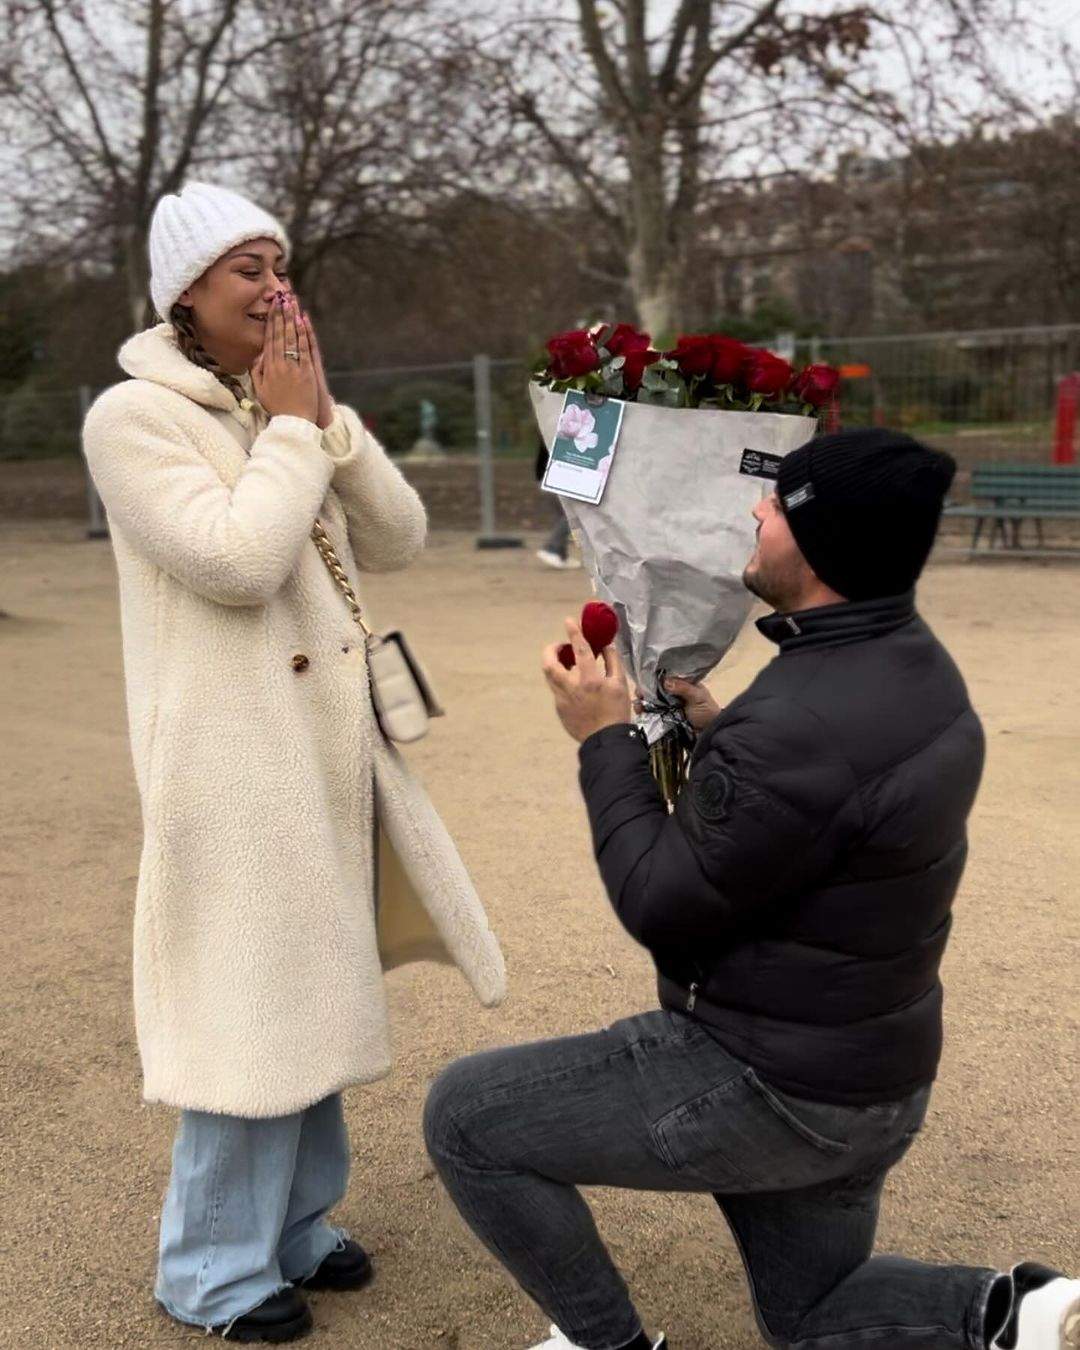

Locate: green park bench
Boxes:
[944,463,1080,553]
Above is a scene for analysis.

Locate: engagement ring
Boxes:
[284,349,301,361]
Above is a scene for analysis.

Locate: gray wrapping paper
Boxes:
[531,383,815,723]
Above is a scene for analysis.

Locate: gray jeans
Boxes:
[424,1011,999,1349]
[543,502,572,558]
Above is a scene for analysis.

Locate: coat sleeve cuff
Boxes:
[321,408,359,464]
[579,722,647,764]
[265,414,324,447]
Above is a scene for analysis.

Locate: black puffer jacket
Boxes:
[578,592,985,1105]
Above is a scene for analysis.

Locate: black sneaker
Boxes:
[209,1288,313,1343]
[991,1263,1080,1349]
[298,1238,374,1291]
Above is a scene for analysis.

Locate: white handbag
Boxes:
[311,519,443,743]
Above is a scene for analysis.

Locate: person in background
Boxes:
[535,433,581,569]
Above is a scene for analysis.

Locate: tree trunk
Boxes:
[630,257,682,339]
[627,193,684,339]
[626,121,684,340]
[124,224,154,332]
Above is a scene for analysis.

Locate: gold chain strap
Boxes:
[310,519,373,639]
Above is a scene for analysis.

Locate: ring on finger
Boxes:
[284,349,301,361]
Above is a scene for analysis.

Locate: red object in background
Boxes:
[580,601,619,654]
[1054,373,1080,464]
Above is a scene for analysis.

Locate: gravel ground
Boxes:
[0,525,1077,1350]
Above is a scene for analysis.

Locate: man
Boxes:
[424,429,1079,1350]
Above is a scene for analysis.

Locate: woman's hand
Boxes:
[251,292,319,423]
[300,307,335,431]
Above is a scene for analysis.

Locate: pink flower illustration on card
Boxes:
[557,404,599,452]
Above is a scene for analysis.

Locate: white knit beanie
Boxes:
[148,182,290,320]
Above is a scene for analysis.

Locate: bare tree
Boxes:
[1,0,341,328]
[232,0,490,299]
[475,0,1024,337]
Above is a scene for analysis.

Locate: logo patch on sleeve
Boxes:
[739,449,782,481]
[692,765,735,822]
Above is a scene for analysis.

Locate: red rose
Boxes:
[668,334,716,380]
[709,336,750,385]
[581,601,619,654]
[791,363,840,407]
[604,323,652,356]
[743,348,794,398]
[669,333,749,385]
[546,329,601,380]
[621,346,661,393]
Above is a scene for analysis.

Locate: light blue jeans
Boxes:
[156,1092,350,1329]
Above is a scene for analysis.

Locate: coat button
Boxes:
[291,653,310,672]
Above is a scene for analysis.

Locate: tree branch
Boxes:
[577,0,634,115]
[673,0,783,108]
[39,0,124,192]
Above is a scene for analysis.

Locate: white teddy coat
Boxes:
[83,325,505,1118]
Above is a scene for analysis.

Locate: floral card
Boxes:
[541,391,626,505]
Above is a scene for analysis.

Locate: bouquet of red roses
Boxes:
[532,323,839,804]
[536,323,839,417]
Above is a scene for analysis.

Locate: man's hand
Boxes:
[663,676,721,732]
[542,617,633,744]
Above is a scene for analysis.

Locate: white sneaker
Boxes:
[991,1264,1080,1349]
[536,549,582,570]
[527,1327,666,1350]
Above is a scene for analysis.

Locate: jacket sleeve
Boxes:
[320,404,427,572]
[83,382,334,606]
[577,699,858,948]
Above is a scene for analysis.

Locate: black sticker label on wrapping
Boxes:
[739,449,782,480]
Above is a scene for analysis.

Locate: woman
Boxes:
[82,181,505,1342]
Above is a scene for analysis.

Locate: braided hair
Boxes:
[168,302,247,404]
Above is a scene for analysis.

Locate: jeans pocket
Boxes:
[742,1067,852,1156]
[651,1067,854,1190]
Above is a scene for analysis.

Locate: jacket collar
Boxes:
[756,591,917,653]
[117,323,240,412]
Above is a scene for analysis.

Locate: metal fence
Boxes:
[2,324,1078,542]
[794,323,1080,471]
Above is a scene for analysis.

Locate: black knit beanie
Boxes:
[776,428,956,601]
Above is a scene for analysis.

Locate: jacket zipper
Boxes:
[686,981,699,1013]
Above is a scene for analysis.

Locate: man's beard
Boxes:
[743,555,799,612]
